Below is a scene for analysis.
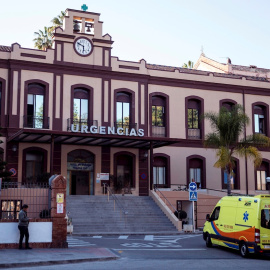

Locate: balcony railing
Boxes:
[23,116,49,129]
[67,118,98,131]
[188,128,201,139]
[152,126,166,137]
[115,122,137,135]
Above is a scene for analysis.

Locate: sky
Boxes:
[0,0,270,68]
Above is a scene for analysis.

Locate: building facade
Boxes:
[0,8,270,203]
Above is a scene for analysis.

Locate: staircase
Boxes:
[66,195,179,235]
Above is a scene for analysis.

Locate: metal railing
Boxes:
[153,184,180,219]
[67,118,98,131]
[152,126,166,137]
[103,183,128,226]
[23,115,50,129]
[0,182,50,220]
[188,128,201,139]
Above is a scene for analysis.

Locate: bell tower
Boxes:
[53,7,113,67]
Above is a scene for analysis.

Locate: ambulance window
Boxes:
[261,209,270,229]
[211,206,220,221]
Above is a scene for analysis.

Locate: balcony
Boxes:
[152,126,166,137]
[67,118,98,131]
[188,128,201,139]
[115,122,137,135]
[23,116,49,129]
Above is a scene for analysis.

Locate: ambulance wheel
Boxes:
[240,242,249,258]
[206,234,212,248]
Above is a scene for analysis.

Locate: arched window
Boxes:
[221,158,240,190]
[186,97,204,139]
[25,83,47,129]
[23,147,47,183]
[73,88,89,125]
[150,93,169,137]
[256,160,270,191]
[220,99,236,111]
[187,156,206,189]
[153,155,170,188]
[116,92,131,129]
[253,103,268,135]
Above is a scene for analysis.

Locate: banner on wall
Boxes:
[67,163,93,171]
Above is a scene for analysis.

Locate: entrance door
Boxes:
[71,171,89,195]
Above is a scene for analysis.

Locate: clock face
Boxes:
[74,38,93,56]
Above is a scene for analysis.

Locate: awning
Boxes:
[7,129,182,149]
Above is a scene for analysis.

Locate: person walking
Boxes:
[18,204,32,249]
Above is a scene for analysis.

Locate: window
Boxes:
[23,148,47,183]
[151,95,166,137]
[153,156,169,188]
[252,103,269,136]
[116,92,130,129]
[220,99,236,111]
[186,98,203,139]
[1,200,21,220]
[187,156,205,189]
[210,207,220,221]
[256,161,269,190]
[261,209,270,229]
[222,159,240,190]
[73,89,89,125]
[25,83,47,129]
[254,105,266,134]
[153,167,166,185]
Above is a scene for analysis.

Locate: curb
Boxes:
[0,256,119,269]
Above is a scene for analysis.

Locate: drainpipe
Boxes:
[50,134,55,175]
[242,89,248,195]
[150,141,153,190]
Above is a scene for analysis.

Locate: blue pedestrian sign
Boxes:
[189,182,197,201]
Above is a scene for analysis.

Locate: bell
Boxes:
[86,26,91,32]
[85,23,92,32]
[73,21,80,32]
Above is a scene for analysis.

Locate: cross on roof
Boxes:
[81,4,88,11]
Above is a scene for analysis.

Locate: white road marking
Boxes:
[144,235,154,241]
[92,236,102,238]
[118,236,129,239]
[67,237,96,247]
[114,249,206,251]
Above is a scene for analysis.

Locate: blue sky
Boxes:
[0,0,269,68]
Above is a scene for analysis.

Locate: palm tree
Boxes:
[182,60,194,69]
[51,11,66,28]
[33,11,65,50]
[33,27,53,50]
[203,104,270,195]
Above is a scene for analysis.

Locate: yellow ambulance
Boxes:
[203,195,270,257]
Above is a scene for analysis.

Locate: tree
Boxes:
[182,61,194,69]
[33,11,65,50]
[51,11,66,28]
[33,27,53,50]
[203,104,270,195]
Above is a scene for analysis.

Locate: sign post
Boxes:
[189,182,197,233]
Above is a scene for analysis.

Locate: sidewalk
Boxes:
[0,247,119,269]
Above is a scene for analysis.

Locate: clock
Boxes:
[74,37,93,56]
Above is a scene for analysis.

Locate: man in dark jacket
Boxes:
[18,204,32,249]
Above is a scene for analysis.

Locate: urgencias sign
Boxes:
[71,124,144,137]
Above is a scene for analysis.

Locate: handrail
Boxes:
[103,183,128,217]
[153,185,179,219]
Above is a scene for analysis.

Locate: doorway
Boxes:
[71,171,89,195]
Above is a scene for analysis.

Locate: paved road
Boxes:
[8,234,270,269]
